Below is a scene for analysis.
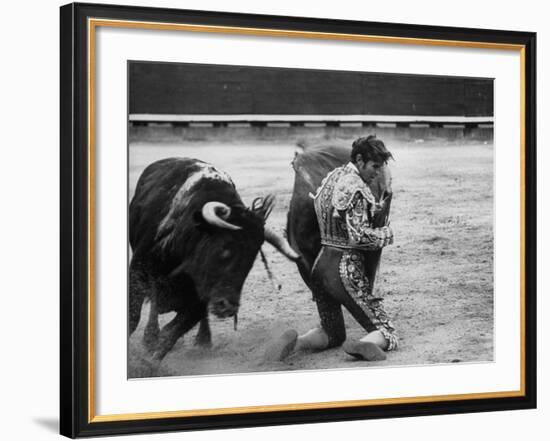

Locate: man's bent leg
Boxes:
[340,250,398,352]
[314,249,397,360]
[294,282,347,352]
[263,285,345,361]
[302,247,347,349]
[263,249,346,361]
[309,283,347,348]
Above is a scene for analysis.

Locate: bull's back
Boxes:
[287,146,348,275]
[129,158,202,254]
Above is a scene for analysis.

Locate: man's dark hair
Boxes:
[350,135,394,164]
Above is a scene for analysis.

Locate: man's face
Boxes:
[356,155,383,185]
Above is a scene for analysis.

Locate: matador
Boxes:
[266,135,397,361]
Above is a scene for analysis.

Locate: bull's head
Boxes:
[168,194,299,319]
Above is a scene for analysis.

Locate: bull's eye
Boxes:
[220,249,232,260]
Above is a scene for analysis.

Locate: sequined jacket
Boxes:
[312,162,393,250]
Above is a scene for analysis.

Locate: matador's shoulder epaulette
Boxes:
[331,171,376,211]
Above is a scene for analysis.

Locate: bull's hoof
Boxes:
[194,326,212,347]
[343,340,386,361]
[264,329,298,362]
[194,334,213,348]
[133,356,161,378]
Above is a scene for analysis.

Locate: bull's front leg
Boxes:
[145,304,207,375]
[194,317,212,347]
[143,291,159,352]
[129,261,148,336]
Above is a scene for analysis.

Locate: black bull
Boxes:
[129,157,298,367]
[287,144,392,331]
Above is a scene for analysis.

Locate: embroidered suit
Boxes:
[311,162,397,350]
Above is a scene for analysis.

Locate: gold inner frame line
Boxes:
[87,17,527,424]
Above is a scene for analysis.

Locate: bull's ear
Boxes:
[251,194,276,221]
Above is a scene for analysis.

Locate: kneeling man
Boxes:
[268,135,397,361]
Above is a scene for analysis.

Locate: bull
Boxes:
[286,144,392,325]
[129,157,299,367]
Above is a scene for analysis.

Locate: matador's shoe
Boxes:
[263,329,298,362]
[343,339,387,361]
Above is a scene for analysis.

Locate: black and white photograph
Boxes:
[1,0,544,438]
[127,61,494,379]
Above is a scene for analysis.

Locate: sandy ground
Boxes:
[128,137,494,378]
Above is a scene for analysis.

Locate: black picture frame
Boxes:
[60,2,537,438]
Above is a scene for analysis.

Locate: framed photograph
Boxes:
[60,2,536,438]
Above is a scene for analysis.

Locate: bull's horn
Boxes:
[202,202,242,231]
[264,227,300,261]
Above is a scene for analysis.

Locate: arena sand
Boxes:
[128,138,494,378]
